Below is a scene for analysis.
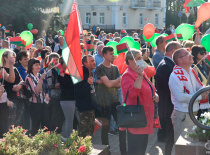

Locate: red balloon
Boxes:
[31,29,38,34]
[183,0,190,13]
[144,66,156,78]
[143,23,155,40]
[113,53,127,74]
[25,42,33,50]
[195,2,210,28]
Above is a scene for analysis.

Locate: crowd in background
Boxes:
[0,24,208,155]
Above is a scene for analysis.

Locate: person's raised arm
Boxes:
[4,57,15,83]
[133,66,143,89]
[100,76,121,88]
[35,73,46,94]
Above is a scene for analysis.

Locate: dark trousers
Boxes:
[78,110,95,138]
[119,130,127,155]
[0,103,9,138]
[127,131,148,155]
[8,98,24,128]
[157,117,166,141]
[30,103,50,136]
[50,98,65,133]
[21,99,31,131]
[100,102,120,145]
[165,118,174,155]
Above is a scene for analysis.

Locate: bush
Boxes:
[0,126,92,155]
[185,112,210,142]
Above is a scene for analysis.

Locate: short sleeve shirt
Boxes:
[95,64,120,106]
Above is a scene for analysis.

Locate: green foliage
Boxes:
[0,0,65,35]
[0,126,92,155]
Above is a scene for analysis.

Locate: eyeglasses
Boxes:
[200,51,206,55]
[179,52,191,58]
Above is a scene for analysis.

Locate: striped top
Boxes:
[25,73,44,103]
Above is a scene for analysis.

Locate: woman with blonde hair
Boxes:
[1,50,24,128]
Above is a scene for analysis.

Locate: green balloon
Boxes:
[150,33,160,47]
[27,23,33,31]
[134,41,140,50]
[148,34,155,42]
[162,33,168,37]
[175,24,195,41]
[59,30,64,36]
[201,34,210,52]
[20,31,33,46]
[120,36,135,49]
[106,41,119,55]
[0,49,6,65]
[143,33,147,42]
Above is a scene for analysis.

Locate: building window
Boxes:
[140,13,143,25]
[99,13,105,25]
[155,14,159,25]
[85,13,91,24]
[123,13,127,25]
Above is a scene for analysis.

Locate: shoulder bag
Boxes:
[116,90,147,128]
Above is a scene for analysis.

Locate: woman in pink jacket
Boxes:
[121,49,159,155]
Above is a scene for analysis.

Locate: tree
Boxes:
[166,0,208,30]
[0,0,64,35]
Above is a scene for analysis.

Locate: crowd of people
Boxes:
[0,25,208,155]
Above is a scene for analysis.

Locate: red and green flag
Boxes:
[86,44,95,51]
[176,34,183,40]
[121,30,127,35]
[5,30,10,33]
[9,37,26,46]
[116,43,129,54]
[164,34,175,43]
[44,57,50,69]
[55,63,64,75]
[50,58,55,66]
[0,24,1,27]
[205,54,210,67]
[62,0,83,84]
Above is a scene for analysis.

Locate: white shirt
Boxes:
[54,44,62,53]
[169,66,202,112]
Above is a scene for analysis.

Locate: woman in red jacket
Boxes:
[121,49,159,155]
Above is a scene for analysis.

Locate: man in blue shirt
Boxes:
[152,36,167,69]
[93,44,104,81]
[16,51,29,81]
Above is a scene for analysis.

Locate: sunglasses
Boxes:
[200,51,206,55]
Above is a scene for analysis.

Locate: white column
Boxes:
[163,0,166,27]
[112,2,119,30]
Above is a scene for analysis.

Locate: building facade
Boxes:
[60,0,166,32]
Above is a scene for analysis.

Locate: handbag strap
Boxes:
[143,76,154,96]
[124,90,140,106]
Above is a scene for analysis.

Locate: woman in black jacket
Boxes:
[57,58,79,138]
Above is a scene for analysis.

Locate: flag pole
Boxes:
[192,53,208,69]
[76,0,92,77]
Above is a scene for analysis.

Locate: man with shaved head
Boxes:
[169,48,209,154]
[156,41,181,154]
